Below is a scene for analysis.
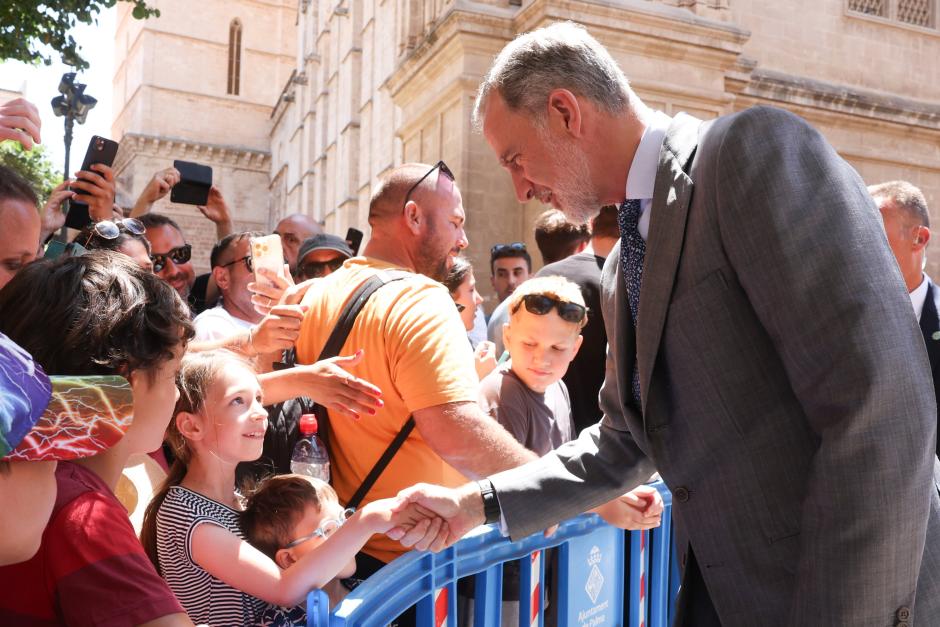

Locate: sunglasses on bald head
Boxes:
[150,244,192,273]
[512,294,587,325]
[402,160,455,211]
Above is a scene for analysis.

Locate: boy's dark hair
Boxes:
[490,243,532,274]
[241,474,339,559]
[591,205,620,240]
[138,212,184,233]
[0,165,39,207]
[210,230,265,268]
[0,251,194,379]
[533,209,591,265]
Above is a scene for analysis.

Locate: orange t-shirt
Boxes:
[296,258,477,563]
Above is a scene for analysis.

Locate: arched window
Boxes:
[227,19,242,95]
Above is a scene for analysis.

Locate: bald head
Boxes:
[275,213,323,271]
[368,163,443,225]
[365,162,468,281]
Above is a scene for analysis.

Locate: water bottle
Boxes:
[291,414,330,482]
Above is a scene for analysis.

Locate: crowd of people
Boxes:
[1,19,939,627]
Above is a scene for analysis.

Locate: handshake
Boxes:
[378,481,665,553]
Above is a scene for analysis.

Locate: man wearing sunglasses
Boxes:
[295,233,353,281]
[139,213,198,304]
[193,231,266,343]
[392,22,940,626]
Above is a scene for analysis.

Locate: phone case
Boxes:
[250,234,285,288]
[65,135,120,229]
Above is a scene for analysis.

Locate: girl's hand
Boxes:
[473,341,497,380]
[295,350,383,419]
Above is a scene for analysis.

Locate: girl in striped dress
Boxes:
[140,351,441,626]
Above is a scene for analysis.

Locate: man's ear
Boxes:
[547,89,583,138]
[176,410,205,442]
[274,548,296,570]
[212,266,230,291]
[914,225,931,250]
[403,200,422,235]
[570,333,584,361]
[502,322,512,350]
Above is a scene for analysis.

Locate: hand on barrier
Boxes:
[590,484,664,531]
[0,98,41,150]
[388,482,486,551]
[249,304,306,354]
[290,349,384,420]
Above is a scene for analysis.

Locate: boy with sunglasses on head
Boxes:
[479,276,585,456]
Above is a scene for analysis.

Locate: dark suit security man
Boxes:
[872,180,940,461]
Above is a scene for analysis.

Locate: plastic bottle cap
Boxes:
[299,414,318,435]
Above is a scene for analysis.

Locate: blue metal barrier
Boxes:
[308,482,676,626]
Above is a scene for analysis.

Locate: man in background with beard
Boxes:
[294,162,537,581]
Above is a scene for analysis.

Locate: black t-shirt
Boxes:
[536,252,607,435]
[188,273,211,317]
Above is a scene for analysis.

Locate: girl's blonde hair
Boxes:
[140,350,255,572]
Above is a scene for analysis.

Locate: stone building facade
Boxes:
[111,0,295,271]
[113,0,940,291]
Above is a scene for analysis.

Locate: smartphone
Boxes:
[170,160,213,206]
[345,227,364,256]
[65,136,119,229]
[250,234,285,288]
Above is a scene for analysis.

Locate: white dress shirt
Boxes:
[910,274,929,322]
[625,110,673,242]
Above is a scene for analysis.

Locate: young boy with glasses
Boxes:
[241,475,382,625]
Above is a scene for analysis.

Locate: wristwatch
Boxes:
[477,479,502,525]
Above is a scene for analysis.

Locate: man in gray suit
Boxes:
[391,21,940,625]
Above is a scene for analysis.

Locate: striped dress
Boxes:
[156,485,266,625]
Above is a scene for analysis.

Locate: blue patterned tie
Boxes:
[618,199,645,406]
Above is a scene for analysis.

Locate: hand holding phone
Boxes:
[65,136,119,229]
[250,234,286,289]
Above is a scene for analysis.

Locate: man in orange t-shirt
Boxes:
[296,162,535,572]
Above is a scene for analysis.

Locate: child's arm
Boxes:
[189,503,440,608]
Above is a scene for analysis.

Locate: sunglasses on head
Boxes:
[513,294,587,324]
[491,242,527,256]
[150,244,193,273]
[83,218,146,248]
[299,257,345,279]
[402,160,456,211]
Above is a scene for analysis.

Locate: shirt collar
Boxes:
[625,110,672,201]
[910,273,929,321]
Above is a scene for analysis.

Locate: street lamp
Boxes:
[50,72,97,239]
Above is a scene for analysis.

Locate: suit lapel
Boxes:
[636,113,701,412]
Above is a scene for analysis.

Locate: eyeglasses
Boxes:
[83,218,146,248]
[512,294,587,324]
[299,257,345,279]
[402,160,456,211]
[491,242,527,257]
[150,244,192,273]
[284,507,355,549]
[221,255,253,272]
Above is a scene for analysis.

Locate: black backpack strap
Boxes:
[313,270,415,510]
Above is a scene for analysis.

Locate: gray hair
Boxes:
[869,180,930,228]
[472,21,632,130]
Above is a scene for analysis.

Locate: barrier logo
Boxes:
[585,545,604,604]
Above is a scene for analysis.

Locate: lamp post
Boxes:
[50,72,96,240]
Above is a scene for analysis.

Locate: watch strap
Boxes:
[477,479,501,525]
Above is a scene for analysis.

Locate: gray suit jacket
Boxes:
[489,106,940,625]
